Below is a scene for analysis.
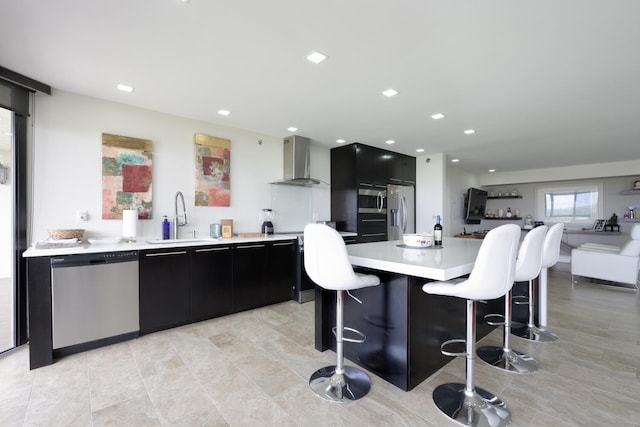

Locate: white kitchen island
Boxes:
[346,237,483,280]
[314,237,502,391]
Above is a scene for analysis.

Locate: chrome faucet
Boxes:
[174,191,187,239]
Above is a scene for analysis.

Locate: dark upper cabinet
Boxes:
[356,144,388,187]
[387,152,416,185]
[190,245,233,322]
[139,248,191,334]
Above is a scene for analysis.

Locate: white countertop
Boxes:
[347,237,483,281]
[23,234,299,258]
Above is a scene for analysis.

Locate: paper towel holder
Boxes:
[122,208,139,243]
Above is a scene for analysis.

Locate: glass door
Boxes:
[0,106,15,352]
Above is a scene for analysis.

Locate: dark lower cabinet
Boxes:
[190,245,233,322]
[233,243,269,312]
[139,249,190,334]
[233,240,297,312]
[266,240,297,305]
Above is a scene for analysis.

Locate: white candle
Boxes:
[122,209,138,240]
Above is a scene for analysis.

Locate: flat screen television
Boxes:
[465,187,488,224]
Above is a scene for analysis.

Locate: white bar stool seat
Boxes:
[537,223,564,336]
[477,225,547,374]
[304,223,380,403]
[511,224,558,343]
[423,224,520,427]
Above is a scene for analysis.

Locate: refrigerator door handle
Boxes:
[401,196,407,233]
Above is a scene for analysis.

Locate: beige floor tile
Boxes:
[3,271,640,426]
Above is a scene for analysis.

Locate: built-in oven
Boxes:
[358,186,387,214]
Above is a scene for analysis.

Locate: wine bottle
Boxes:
[434,215,443,246]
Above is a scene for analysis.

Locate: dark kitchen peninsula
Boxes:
[315,238,501,391]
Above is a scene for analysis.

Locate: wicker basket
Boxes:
[48,229,85,240]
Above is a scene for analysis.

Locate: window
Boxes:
[536,183,602,225]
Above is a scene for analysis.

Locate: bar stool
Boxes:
[423,224,520,426]
[303,223,380,402]
[512,224,559,343]
[477,225,547,374]
[537,223,563,338]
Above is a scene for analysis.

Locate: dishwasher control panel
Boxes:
[51,251,139,267]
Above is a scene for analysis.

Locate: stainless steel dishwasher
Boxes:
[50,251,140,350]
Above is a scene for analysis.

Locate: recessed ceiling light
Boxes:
[451,158,460,163]
[217,109,230,116]
[179,0,190,3]
[382,88,398,97]
[287,127,298,132]
[489,169,496,173]
[464,129,475,135]
[306,51,327,64]
[416,148,425,153]
[385,140,395,145]
[336,139,346,144]
[431,113,445,120]
[116,83,134,93]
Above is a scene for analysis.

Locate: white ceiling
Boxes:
[2,0,640,174]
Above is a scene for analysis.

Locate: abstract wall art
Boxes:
[102,133,153,219]
[194,133,231,206]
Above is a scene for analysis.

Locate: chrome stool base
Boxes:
[433,383,511,426]
[309,365,371,402]
[476,346,539,374]
[511,324,558,342]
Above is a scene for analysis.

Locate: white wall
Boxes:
[416,153,445,234]
[30,90,330,241]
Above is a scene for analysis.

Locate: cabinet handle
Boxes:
[362,233,386,237]
[273,242,294,246]
[375,185,387,189]
[236,244,266,249]
[195,247,230,253]
[405,180,415,184]
[145,250,187,257]
[389,178,402,182]
[362,219,385,222]
[359,183,373,187]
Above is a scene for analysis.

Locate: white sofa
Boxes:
[570,224,640,289]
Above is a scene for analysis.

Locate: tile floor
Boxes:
[1,270,639,426]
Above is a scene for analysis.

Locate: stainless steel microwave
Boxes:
[358,187,387,214]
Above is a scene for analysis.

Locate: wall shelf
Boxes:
[620,218,640,223]
[487,195,523,199]
[620,189,640,195]
[484,217,522,221]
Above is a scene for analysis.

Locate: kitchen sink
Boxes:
[146,238,210,244]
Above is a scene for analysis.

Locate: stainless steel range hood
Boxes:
[270,135,321,186]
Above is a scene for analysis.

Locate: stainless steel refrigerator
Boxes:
[387,184,415,240]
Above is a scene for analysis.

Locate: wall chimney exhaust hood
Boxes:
[270,135,321,186]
